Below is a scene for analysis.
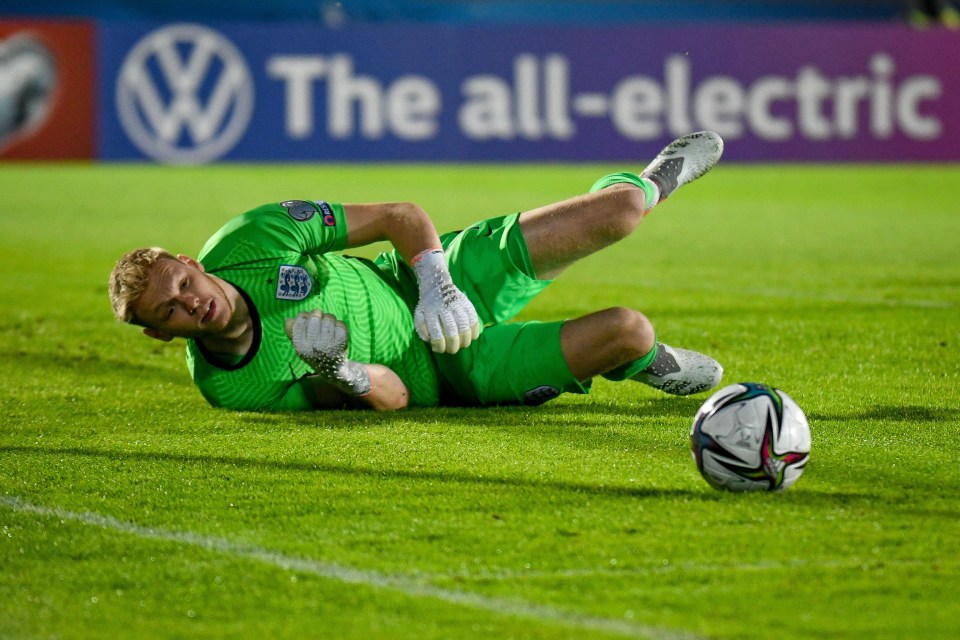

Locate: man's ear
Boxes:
[176,254,205,272]
[143,327,175,342]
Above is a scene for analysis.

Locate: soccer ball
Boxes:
[690,383,811,492]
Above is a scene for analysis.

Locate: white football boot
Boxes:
[633,343,723,396]
[641,131,724,203]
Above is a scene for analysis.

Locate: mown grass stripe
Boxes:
[0,495,705,640]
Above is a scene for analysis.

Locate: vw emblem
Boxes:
[116,23,254,164]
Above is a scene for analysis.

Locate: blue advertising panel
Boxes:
[98,22,960,164]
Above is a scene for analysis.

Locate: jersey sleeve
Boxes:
[197,200,349,264]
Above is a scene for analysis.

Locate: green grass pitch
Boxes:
[1,161,958,639]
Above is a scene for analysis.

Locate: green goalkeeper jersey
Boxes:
[185,199,439,410]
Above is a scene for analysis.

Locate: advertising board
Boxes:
[95,22,959,163]
[0,19,95,160]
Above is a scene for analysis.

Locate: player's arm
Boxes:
[286,311,409,411]
[301,364,409,411]
[341,202,482,354]
[341,202,441,261]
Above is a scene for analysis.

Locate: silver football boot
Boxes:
[633,343,723,396]
[641,131,724,202]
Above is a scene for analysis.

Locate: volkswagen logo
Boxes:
[116,23,254,164]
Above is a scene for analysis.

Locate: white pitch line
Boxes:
[1,495,705,640]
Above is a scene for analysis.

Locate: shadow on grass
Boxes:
[195,398,710,457]
[3,443,709,501]
[0,444,872,504]
[248,396,710,430]
[807,405,960,423]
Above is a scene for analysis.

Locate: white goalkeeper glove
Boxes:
[285,310,371,396]
[411,249,481,354]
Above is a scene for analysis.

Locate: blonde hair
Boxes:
[108,247,177,324]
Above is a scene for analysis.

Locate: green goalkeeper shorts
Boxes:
[432,213,591,406]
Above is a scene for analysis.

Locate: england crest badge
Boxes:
[276,265,313,301]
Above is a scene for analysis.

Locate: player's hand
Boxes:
[285,310,371,396]
[411,249,481,354]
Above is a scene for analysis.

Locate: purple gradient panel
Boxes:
[518,24,958,161]
[99,22,960,162]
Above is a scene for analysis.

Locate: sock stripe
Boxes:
[600,342,658,382]
[588,172,660,210]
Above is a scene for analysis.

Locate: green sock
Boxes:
[601,342,658,382]
[589,172,660,210]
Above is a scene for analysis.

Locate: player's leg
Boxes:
[436,132,724,321]
[439,307,722,406]
[561,308,723,396]
[520,131,724,280]
[518,185,647,281]
[559,307,656,381]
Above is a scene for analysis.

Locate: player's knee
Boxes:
[605,307,655,360]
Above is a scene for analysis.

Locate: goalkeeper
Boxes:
[109,132,725,411]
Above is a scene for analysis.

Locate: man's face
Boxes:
[132,256,233,340]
